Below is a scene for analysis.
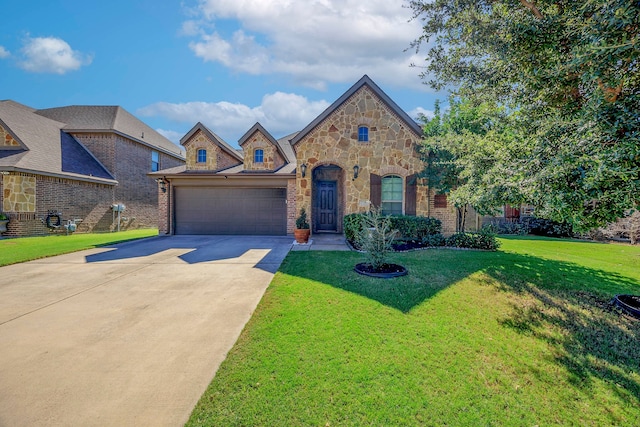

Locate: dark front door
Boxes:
[316,180,337,232]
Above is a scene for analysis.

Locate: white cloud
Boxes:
[0,46,9,59]
[184,0,429,90]
[19,36,92,74]
[138,92,330,143]
[156,129,185,144]
[409,107,434,121]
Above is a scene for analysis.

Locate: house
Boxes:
[0,100,185,237]
[152,75,469,236]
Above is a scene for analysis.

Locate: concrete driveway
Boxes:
[0,235,292,426]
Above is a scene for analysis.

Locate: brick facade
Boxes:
[0,132,184,238]
[0,173,114,237]
[73,132,184,231]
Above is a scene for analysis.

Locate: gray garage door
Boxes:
[175,187,287,235]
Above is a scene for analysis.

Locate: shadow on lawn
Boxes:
[284,248,640,402]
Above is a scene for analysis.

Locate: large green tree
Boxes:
[409,0,639,230]
[420,97,524,231]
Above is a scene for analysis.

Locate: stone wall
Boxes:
[184,130,220,170]
[183,130,240,172]
[0,125,21,148]
[3,175,36,212]
[241,131,286,171]
[294,85,438,230]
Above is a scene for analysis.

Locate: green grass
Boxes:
[188,237,640,426]
[0,229,158,266]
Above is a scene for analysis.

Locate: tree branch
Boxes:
[519,0,543,19]
[598,79,624,103]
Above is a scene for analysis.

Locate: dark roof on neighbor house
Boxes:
[0,100,116,184]
[290,75,423,146]
[36,105,185,158]
[180,122,244,162]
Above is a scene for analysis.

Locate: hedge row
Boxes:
[344,213,500,251]
[343,213,442,243]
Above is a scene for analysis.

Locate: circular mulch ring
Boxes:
[613,295,640,319]
[354,263,408,278]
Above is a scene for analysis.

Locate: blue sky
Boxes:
[0,0,442,148]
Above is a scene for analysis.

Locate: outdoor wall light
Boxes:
[156,177,167,193]
[301,163,307,178]
[353,164,360,180]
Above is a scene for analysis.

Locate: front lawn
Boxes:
[188,237,640,426]
[0,229,158,266]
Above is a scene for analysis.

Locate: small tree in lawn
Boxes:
[356,208,398,271]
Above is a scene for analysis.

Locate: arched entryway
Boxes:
[312,164,344,233]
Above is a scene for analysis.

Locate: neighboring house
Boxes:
[152,75,472,236]
[0,100,185,237]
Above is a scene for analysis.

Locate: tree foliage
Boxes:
[409,0,640,230]
[420,97,525,231]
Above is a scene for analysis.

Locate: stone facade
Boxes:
[3,175,36,213]
[182,130,240,171]
[294,85,429,229]
[1,125,20,148]
[241,130,285,171]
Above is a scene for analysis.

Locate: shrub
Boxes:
[344,213,367,247]
[422,233,446,247]
[295,208,310,229]
[446,228,500,251]
[388,215,442,239]
[523,217,573,238]
[356,208,398,270]
[344,214,443,249]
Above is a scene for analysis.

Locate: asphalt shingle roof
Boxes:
[0,100,116,184]
[36,105,185,158]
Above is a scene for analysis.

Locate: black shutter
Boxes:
[370,173,381,209]
[405,174,417,216]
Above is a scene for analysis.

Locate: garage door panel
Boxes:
[175,187,287,235]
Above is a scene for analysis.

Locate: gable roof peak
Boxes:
[238,122,278,147]
[180,121,243,161]
[290,75,422,145]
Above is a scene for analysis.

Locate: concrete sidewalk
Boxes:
[290,233,351,251]
[0,235,291,427]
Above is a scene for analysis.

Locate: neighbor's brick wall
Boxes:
[0,173,115,237]
[74,132,184,231]
[294,85,438,229]
[242,130,285,171]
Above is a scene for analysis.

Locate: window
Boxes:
[254,149,264,163]
[434,194,448,208]
[151,151,159,172]
[381,175,403,215]
[358,126,369,142]
[197,149,207,163]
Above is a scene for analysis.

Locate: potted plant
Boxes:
[0,212,9,234]
[294,208,310,243]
